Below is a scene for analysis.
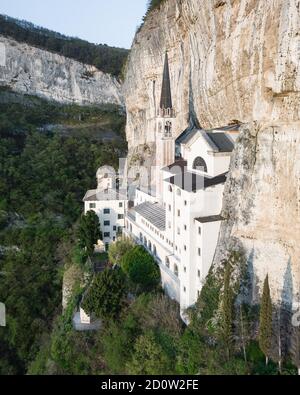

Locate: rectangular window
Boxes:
[184,200,187,206]
[104,232,110,238]
[184,245,187,251]
[104,221,110,226]
[177,210,181,217]
[198,227,202,235]
[177,227,180,235]
[168,205,171,212]
[198,248,201,256]
[184,267,187,273]
[198,270,201,278]
[104,209,110,214]
[118,214,124,220]
[119,202,123,208]
[89,203,96,209]
[113,226,117,231]
[184,225,187,231]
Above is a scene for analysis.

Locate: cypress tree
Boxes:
[259,275,273,366]
[77,210,102,257]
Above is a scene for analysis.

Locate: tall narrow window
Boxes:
[165,257,170,268]
[174,264,179,277]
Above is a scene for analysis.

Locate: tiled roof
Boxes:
[195,215,224,223]
[206,132,234,153]
[134,202,166,231]
[165,172,227,192]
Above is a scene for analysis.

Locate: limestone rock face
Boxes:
[0,36,123,106]
[124,0,300,306]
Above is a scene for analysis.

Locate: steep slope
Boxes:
[124,0,300,307]
[0,36,123,106]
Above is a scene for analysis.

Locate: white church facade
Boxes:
[83,52,240,319]
[124,53,240,318]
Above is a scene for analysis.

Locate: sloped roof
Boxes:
[160,52,173,110]
[165,172,227,192]
[134,202,166,231]
[176,127,199,146]
[162,159,187,174]
[206,133,234,153]
[195,215,224,223]
[83,189,127,202]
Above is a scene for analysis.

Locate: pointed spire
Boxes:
[160,52,173,110]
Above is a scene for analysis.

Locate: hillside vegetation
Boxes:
[0,14,128,77]
[0,88,127,374]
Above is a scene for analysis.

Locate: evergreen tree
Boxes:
[77,211,102,257]
[219,261,234,360]
[82,267,126,321]
[291,324,300,375]
[259,275,273,366]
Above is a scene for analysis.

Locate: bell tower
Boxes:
[156,52,176,196]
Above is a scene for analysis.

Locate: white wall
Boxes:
[183,134,231,177]
[85,199,127,244]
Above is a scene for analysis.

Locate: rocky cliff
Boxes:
[124,0,300,307]
[0,36,123,106]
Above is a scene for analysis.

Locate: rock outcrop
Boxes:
[124,0,300,307]
[0,36,123,106]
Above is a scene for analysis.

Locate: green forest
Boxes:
[0,14,128,77]
[0,88,127,374]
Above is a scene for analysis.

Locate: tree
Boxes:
[291,323,300,375]
[82,268,126,321]
[77,211,101,257]
[259,275,273,366]
[219,261,234,360]
[108,237,135,265]
[126,331,171,375]
[121,246,160,294]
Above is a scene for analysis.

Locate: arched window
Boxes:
[168,185,173,193]
[144,237,147,246]
[174,264,179,277]
[148,241,152,252]
[193,157,208,173]
[153,245,157,256]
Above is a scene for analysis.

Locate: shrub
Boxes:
[121,246,160,294]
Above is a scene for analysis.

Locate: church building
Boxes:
[124,52,240,319]
[83,52,240,319]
